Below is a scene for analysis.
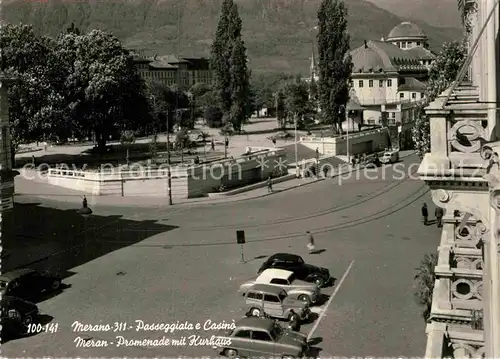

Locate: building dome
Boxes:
[387,22,427,41]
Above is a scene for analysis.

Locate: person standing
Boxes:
[211,140,215,151]
[267,176,273,193]
[306,231,315,253]
[272,138,276,147]
[421,203,428,225]
[435,206,444,228]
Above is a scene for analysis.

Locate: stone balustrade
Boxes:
[45,148,286,198]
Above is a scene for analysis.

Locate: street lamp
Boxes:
[294,114,299,178]
[339,104,350,163]
[166,110,172,205]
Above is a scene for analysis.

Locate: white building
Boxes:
[349,22,435,126]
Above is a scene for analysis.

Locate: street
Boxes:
[3,155,440,357]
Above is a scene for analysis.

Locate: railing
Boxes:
[358,98,425,105]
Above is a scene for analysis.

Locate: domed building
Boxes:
[346,21,436,148]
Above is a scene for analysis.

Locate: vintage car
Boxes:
[1,296,39,338]
[0,268,62,301]
[244,284,310,322]
[380,149,400,164]
[258,253,331,287]
[239,268,320,305]
[213,316,309,358]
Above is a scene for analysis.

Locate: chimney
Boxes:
[364,40,368,48]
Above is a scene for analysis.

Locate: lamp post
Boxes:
[294,114,299,178]
[166,110,172,205]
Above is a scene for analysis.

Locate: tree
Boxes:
[55,29,149,153]
[317,0,353,133]
[413,253,438,322]
[204,105,224,128]
[197,131,210,158]
[1,24,68,158]
[229,38,250,132]
[67,22,81,35]
[210,0,249,131]
[411,41,467,156]
[282,80,311,129]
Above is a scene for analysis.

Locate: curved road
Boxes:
[4,155,439,357]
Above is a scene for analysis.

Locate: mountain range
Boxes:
[3,0,464,74]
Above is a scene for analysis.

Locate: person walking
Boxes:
[211,140,215,151]
[267,176,273,193]
[271,138,276,147]
[435,206,444,228]
[421,203,428,225]
[306,231,315,253]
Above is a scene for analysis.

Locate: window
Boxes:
[391,112,395,119]
[252,331,272,341]
[234,330,251,338]
[421,92,424,98]
[388,119,396,125]
[349,80,354,87]
[264,294,280,303]
[400,92,405,98]
[396,42,400,48]
[367,119,376,125]
[359,80,364,87]
[387,79,392,87]
[416,41,421,46]
[379,80,384,87]
[401,42,406,49]
[247,292,263,300]
[407,42,411,47]
[368,80,373,87]
[270,278,288,285]
[296,257,304,264]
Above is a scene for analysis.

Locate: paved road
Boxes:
[3,155,439,357]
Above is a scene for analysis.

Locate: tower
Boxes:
[310,42,317,81]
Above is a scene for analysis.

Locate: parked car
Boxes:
[258,253,331,287]
[213,316,309,358]
[364,155,381,168]
[0,268,62,301]
[244,284,310,322]
[1,296,39,338]
[239,268,320,305]
[380,149,399,164]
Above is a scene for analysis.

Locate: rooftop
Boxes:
[256,268,293,282]
[235,317,275,331]
[387,21,427,40]
[398,77,427,91]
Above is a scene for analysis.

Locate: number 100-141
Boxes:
[27,323,59,334]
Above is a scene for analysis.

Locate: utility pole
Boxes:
[346,107,350,163]
[166,111,172,205]
[294,115,299,178]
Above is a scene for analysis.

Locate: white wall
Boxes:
[352,75,399,105]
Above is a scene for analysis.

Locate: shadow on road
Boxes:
[3,202,178,279]
[310,249,326,255]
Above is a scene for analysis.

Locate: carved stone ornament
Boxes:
[435,189,451,203]
[451,278,483,300]
[451,342,485,359]
[449,120,485,153]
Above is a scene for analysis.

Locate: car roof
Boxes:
[0,268,34,281]
[268,253,302,261]
[257,268,293,283]
[249,284,286,295]
[235,317,275,332]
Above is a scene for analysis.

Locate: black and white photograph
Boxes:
[0,0,496,357]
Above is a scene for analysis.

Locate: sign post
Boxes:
[236,230,245,263]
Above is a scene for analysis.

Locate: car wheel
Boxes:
[288,312,299,322]
[51,279,61,290]
[298,294,311,305]
[314,277,325,287]
[224,348,239,359]
[250,308,261,317]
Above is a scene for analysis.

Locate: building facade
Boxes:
[419,0,500,357]
[132,54,212,89]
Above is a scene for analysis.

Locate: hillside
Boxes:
[3,0,463,74]
[366,0,462,28]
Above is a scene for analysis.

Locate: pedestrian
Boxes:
[421,203,428,225]
[267,176,273,193]
[323,166,328,178]
[211,140,215,151]
[225,138,229,149]
[306,231,315,253]
[272,138,276,146]
[351,156,356,168]
[82,195,88,209]
[435,206,444,228]
[43,141,47,152]
[31,155,36,167]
